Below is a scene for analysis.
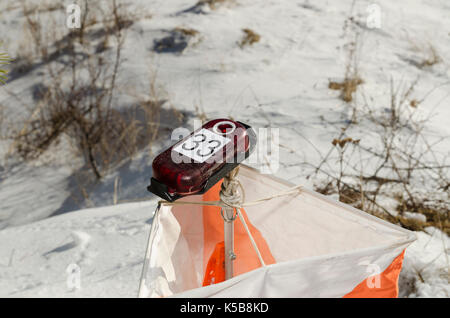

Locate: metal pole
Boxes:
[223,207,236,280]
[220,167,240,280]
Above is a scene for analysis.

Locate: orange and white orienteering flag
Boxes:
[139,165,416,298]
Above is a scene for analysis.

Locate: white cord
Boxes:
[236,207,266,267]
[160,184,303,209]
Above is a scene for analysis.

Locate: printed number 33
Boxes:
[182,133,223,157]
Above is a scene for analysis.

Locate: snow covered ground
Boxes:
[400,227,449,298]
[0,0,448,297]
[0,201,157,297]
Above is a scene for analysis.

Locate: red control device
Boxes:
[148,119,256,201]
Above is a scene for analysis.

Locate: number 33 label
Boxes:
[173,129,231,163]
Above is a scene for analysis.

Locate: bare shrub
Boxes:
[130,69,174,154]
[7,0,156,179]
[329,10,364,104]
[310,79,449,234]
[8,0,66,79]
[19,0,56,61]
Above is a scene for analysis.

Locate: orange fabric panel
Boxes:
[202,241,226,286]
[344,250,406,298]
[202,180,276,279]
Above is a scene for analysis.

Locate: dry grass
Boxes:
[409,99,419,108]
[396,199,449,235]
[328,77,363,103]
[330,10,365,104]
[0,51,12,85]
[239,28,260,48]
[406,36,441,69]
[331,137,360,148]
[22,1,64,15]
[194,103,208,123]
[174,27,199,37]
[197,0,229,10]
[418,44,441,68]
[315,180,448,235]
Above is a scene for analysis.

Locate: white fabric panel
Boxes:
[143,165,416,298]
[146,204,203,297]
[238,166,413,262]
[172,241,410,298]
[171,195,205,285]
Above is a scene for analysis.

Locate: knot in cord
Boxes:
[219,168,243,209]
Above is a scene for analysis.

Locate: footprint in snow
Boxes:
[43,231,91,260]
